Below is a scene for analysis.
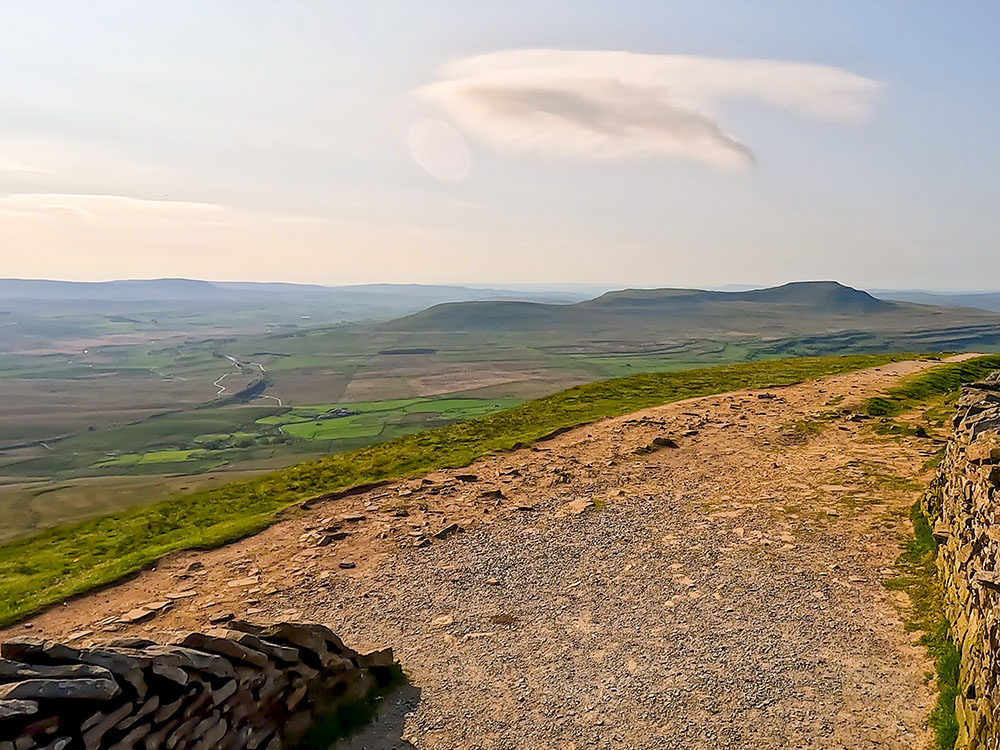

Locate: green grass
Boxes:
[139,450,199,464]
[95,449,200,467]
[885,502,959,750]
[282,418,385,441]
[865,355,1000,418]
[0,353,912,626]
[789,418,825,436]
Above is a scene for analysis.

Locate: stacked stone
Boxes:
[0,621,396,750]
[923,371,1000,750]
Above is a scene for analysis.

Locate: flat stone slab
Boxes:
[0,678,120,701]
[0,698,38,721]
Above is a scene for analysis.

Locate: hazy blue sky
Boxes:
[1,1,998,289]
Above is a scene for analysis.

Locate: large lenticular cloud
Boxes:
[417,49,881,169]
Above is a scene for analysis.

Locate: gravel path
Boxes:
[9,358,961,748]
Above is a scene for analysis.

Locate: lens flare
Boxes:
[407,119,472,182]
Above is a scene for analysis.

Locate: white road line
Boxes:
[213,372,230,397]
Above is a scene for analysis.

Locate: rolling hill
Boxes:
[873,289,1000,312]
[382,281,1000,352]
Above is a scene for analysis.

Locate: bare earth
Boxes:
[5,358,961,749]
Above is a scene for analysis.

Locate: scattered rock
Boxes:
[118,609,155,625]
[557,498,596,517]
[434,523,461,539]
[316,531,349,546]
[652,436,679,449]
[225,577,258,589]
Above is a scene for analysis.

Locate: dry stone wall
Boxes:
[924,372,1000,750]
[0,621,397,750]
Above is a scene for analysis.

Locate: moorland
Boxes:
[2,278,999,543]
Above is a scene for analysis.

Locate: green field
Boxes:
[0,352,928,627]
[0,392,527,541]
[258,397,522,441]
[94,449,200,467]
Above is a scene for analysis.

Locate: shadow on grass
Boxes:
[298,668,420,750]
[331,683,421,750]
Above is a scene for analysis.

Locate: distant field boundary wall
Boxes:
[924,372,1000,749]
[0,621,398,749]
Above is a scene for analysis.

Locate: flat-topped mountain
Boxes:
[585,281,889,314]
[383,280,976,338]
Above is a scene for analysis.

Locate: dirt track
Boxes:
[5,357,963,749]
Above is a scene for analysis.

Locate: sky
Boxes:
[1,1,998,289]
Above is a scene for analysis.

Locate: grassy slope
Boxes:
[865,354,1000,417]
[0,353,912,627]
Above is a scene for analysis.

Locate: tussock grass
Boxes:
[0,354,910,627]
[865,354,1000,418]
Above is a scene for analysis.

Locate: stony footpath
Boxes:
[0,622,396,750]
[2,357,971,749]
[924,371,1000,750]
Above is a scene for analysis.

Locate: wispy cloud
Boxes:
[0,192,333,234]
[0,158,55,175]
[0,193,223,219]
[418,49,881,169]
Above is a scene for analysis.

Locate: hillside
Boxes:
[874,288,1000,312]
[4,355,988,747]
[385,281,980,337]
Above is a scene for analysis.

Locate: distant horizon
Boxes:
[4,276,1000,296]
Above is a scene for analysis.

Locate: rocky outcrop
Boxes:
[0,621,398,750]
[924,372,1000,750]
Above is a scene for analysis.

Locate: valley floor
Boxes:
[4,358,961,748]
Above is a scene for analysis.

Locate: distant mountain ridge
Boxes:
[0,278,225,301]
[589,281,888,312]
[387,281,899,335]
[873,289,1000,313]
[0,278,588,305]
